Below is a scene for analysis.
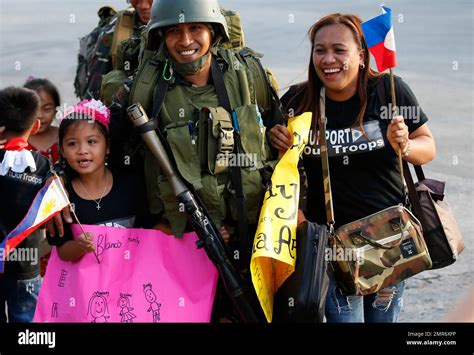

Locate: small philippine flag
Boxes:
[0,177,69,273]
[361,6,397,72]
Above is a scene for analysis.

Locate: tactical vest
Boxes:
[138,49,272,237]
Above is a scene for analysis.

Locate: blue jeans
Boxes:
[0,274,42,323]
[325,271,405,323]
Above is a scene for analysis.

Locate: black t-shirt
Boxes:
[0,150,50,279]
[282,75,428,228]
[47,172,145,247]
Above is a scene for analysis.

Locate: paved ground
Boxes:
[1,0,472,322]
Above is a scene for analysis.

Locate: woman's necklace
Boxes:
[77,171,109,210]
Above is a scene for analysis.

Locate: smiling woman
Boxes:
[269,13,436,324]
[313,24,364,101]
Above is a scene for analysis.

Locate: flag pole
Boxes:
[389,68,404,177]
[70,209,101,265]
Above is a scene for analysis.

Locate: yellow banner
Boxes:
[250,112,312,322]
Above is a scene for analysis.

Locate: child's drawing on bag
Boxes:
[118,293,136,323]
[143,283,161,322]
[88,292,110,323]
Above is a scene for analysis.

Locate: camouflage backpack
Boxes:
[74,6,135,100]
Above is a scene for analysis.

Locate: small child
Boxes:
[0,86,51,323]
[24,78,62,276]
[47,99,147,261]
[23,78,61,165]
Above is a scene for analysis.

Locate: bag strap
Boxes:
[129,54,162,114]
[355,231,400,249]
[130,58,170,134]
[318,87,335,229]
[210,56,251,267]
[211,57,233,112]
[414,164,426,181]
[402,161,427,227]
[150,66,170,121]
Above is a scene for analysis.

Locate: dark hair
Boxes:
[289,13,380,134]
[58,118,109,178]
[0,86,40,134]
[23,78,61,109]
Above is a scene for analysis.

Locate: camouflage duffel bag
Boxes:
[330,204,432,296]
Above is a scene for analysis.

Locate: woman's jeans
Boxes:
[0,274,42,323]
[325,270,405,323]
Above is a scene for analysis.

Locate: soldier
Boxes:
[130,0,153,24]
[113,0,284,321]
[74,0,153,100]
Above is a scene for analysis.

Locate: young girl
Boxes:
[23,78,61,165]
[47,99,146,261]
[24,78,61,275]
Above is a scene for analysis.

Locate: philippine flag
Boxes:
[0,177,69,273]
[361,6,397,72]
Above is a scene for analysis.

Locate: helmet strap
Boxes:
[171,51,212,77]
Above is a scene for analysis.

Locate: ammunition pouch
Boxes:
[199,107,235,175]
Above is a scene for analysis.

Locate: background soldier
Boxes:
[74,0,153,100]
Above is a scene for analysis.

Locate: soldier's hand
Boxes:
[269,124,292,153]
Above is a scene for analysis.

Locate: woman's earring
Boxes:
[360,63,366,69]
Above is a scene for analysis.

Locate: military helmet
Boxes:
[147,0,229,42]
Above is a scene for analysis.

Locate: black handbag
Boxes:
[273,221,329,322]
[403,163,464,269]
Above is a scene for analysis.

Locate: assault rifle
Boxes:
[127,103,259,322]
